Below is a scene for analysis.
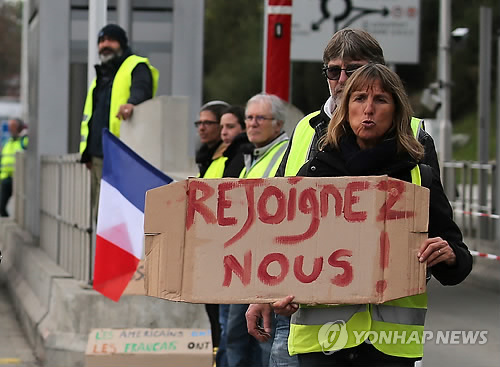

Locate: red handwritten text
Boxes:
[186,178,409,247]
[257,253,289,286]
[187,181,216,229]
[223,250,252,287]
[222,249,352,287]
[328,249,354,287]
[376,179,414,221]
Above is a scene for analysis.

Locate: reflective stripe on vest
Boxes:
[80,55,159,154]
[288,120,427,357]
[371,304,427,326]
[203,156,228,178]
[0,138,24,179]
[291,304,367,325]
[240,140,288,178]
[284,111,319,177]
[289,311,371,356]
[369,292,427,357]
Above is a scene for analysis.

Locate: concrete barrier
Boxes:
[120,95,198,177]
[0,218,210,367]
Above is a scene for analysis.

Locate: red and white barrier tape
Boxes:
[450,210,500,261]
[453,209,500,220]
[470,250,500,262]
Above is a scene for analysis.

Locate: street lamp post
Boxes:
[496,13,500,239]
[87,0,107,87]
[478,7,493,239]
[438,0,454,198]
[117,0,132,40]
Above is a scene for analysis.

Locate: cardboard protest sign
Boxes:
[123,260,146,295]
[85,328,212,367]
[144,176,429,305]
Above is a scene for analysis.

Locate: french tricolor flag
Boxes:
[93,129,173,301]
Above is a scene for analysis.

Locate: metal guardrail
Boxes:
[39,154,92,281]
[14,151,26,228]
[442,161,497,242]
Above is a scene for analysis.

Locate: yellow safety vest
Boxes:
[203,156,228,178]
[79,55,159,154]
[288,121,427,359]
[239,140,288,178]
[20,136,29,150]
[284,111,320,177]
[284,114,424,177]
[0,138,25,180]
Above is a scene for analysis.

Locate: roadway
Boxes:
[0,286,39,367]
[0,272,498,367]
[423,275,499,366]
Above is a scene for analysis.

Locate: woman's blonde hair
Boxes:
[323,63,424,161]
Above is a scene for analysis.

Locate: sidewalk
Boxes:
[0,285,39,367]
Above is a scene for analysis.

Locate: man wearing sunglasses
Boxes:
[246,28,441,367]
[275,29,440,178]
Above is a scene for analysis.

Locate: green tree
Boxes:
[0,1,22,96]
[203,0,264,105]
[203,0,328,113]
[203,1,500,121]
[448,0,499,120]
[405,0,500,120]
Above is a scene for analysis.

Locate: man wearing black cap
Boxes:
[80,23,159,223]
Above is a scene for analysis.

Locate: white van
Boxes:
[0,99,22,121]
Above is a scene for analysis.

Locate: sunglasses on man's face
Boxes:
[322,64,364,80]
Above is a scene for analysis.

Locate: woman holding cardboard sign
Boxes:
[272,63,472,367]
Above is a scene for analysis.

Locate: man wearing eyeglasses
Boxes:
[195,100,230,178]
[246,28,441,367]
[239,93,289,179]
[225,93,288,367]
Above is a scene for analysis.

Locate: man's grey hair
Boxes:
[246,93,286,128]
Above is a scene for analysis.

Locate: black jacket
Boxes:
[196,140,223,178]
[297,137,472,286]
[222,133,251,178]
[276,103,441,177]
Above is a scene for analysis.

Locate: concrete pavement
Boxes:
[1,211,498,366]
[2,272,498,366]
[0,219,211,367]
[0,286,39,367]
[423,274,500,366]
